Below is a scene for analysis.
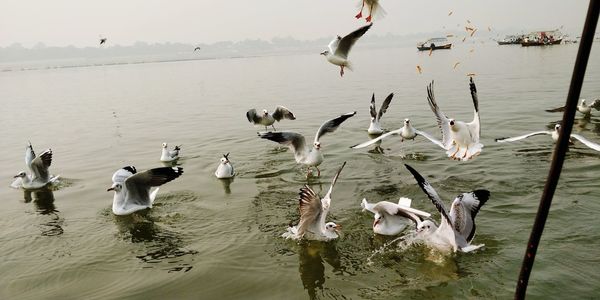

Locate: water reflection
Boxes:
[366,133,385,154]
[218,177,234,194]
[23,188,64,236]
[114,213,197,272]
[297,241,343,300]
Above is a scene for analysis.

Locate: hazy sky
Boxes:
[1,0,589,47]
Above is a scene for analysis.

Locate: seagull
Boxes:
[246,106,296,131]
[351,118,445,150]
[283,162,346,241]
[405,164,490,253]
[361,197,431,236]
[321,23,372,77]
[215,153,235,179]
[367,93,393,135]
[355,0,385,22]
[107,166,184,215]
[12,142,59,190]
[258,111,356,177]
[160,143,181,162]
[427,77,483,161]
[546,98,600,117]
[100,38,107,45]
[495,124,600,151]
[194,46,201,51]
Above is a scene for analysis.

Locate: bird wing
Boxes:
[297,185,323,237]
[545,105,565,113]
[404,164,452,226]
[377,93,393,121]
[328,36,341,53]
[351,128,402,149]
[373,201,426,227]
[495,131,551,143]
[322,162,346,206]
[571,134,600,151]
[112,166,137,184]
[314,111,357,143]
[30,149,52,181]
[369,94,377,119]
[589,99,600,110]
[414,129,446,149]
[334,23,372,59]
[426,81,452,149]
[258,132,308,162]
[272,106,296,121]
[25,142,36,173]
[246,109,262,124]
[124,167,184,205]
[467,77,481,142]
[449,190,490,243]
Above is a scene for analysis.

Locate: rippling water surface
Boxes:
[1,43,599,299]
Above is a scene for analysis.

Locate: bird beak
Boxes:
[373,219,379,227]
[107,187,114,192]
[320,51,326,55]
[334,225,342,232]
[13,174,19,178]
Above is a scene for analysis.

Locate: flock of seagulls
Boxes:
[11,2,600,259]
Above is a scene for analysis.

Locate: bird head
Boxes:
[404,118,410,125]
[320,50,329,56]
[581,99,586,105]
[262,109,268,116]
[221,152,230,164]
[107,183,122,192]
[162,142,168,149]
[325,222,341,233]
[373,213,383,227]
[555,124,561,131]
[449,119,455,127]
[417,220,436,234]
[13,171,26,178]
[314,142,321,150]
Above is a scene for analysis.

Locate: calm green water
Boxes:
[1,43,599,299]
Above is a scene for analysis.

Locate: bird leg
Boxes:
[450,146,460,159]
[365,3,373,22]
[271,124,277,131]
[340,66,345,77]
[306,167,312,179]
[265,126,268,132]
[355,0,365,19]
[316,166,321,177]
[462,145,469,159]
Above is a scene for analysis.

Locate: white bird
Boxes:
[352,118,445,149]
[405,164,490,253]
[258,111,356,177]
[160,143,181,162]
[215,152,235,179]
[355,0,386,22]
[107,166,183,215]
[495,123,600,151]
[546,98,600,117]
[283,162,346,241]
[321,23,372,77]
[361,197,431,236]
[12,142,59,190]
[367,93,393,135]
[246,106,296,131]
[427,77,483,161]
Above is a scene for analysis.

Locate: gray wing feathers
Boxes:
[468,77,481,138]
[297,185,322,237]
[31,149,52,181]
[405,164,453,226]
[427,81,452,148]
[272,106,296,121]
[323,162,346,201]
[494,131,550,142]
[377,93,393,121]
[369,94,377,118]
[258,132,308,162]
[246,109,261,124]
[334,23,372,59]
[314,111,357,143]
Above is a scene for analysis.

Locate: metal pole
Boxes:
[515,1,599,298]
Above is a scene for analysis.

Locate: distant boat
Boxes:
[521,30,563,47]
[417,37,452,51]
[497,35,523,45]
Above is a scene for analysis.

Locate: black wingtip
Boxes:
[223,152,230,160]
[494,137,506,142]
[123,166,137,174]
[469,77,477,93]
[472,189,490,204]
[404,164,425,185]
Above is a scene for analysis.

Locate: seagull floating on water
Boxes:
[352,118,445,150]
[495,123,600,151]
[361,197,431,236]
[107,166,184,215]
[546,98,600,117]
[12,142,60,190]
[160,143,181,162]
[321,23,372,77]
[215,153,235,179]
[258,111,356,177]
[367,93,393,135]
[247,106,296,131]
[427,77,482,161]
[283,162,346,241]
[355,0,385,22]
[405,164,490,253]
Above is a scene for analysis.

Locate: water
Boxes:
[1,43,599,299]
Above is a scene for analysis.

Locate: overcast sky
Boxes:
[1,0,589,47]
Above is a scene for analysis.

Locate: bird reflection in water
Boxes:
[218,177,234,194]
[297,240,344,300]
[113,213,197,273]
[23,188,64,236]
[367,133,385,154]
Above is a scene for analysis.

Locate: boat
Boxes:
[497,35,524,45]
[417,37,452,51]
[521,30,563,46]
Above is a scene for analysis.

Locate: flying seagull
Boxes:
[246,106,296,131]
[351,118,445,149]
[283,162,346,241]
[495,123,600,151]
[546,98,600,117]
[194,47,201,51]
[160,143,181,162]
[258,111,356,177]
[405,164,490,253]
[12,142,60,190]
[215,153,235,179]
[355,0,386,22]
[361,197,431,236]
[427,77,483,161]
[100,38,107,45]
[367,93,393,135]
[107,166,184,215]
[321,23,372,77]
